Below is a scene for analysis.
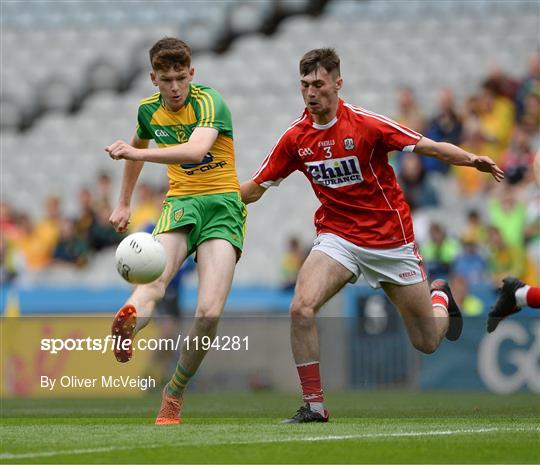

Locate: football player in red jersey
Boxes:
[241,48,504,423]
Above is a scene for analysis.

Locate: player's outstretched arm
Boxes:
[240,180,266,205]
[105,127,218,165]
[533,150,540,187]
[414,136,505,182]
[109,133,149,233]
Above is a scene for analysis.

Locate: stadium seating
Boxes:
[1,0,538,285]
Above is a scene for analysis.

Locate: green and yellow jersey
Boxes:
[136,83,239,197]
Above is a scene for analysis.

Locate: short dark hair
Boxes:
[149,37,191,71]
[299,48,341,77]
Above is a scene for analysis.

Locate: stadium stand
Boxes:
[1,0,539,287]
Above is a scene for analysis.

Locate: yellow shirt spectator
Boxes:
[479,93,515,162]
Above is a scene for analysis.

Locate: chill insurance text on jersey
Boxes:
[303,137,363,188]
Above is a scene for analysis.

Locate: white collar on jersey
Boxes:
[312,116,338,130]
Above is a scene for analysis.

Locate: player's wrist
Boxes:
[467,153,479,166]
[132,147,146,161]
[116,198,131,209]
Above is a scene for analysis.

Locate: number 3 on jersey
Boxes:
[323,146,332,159]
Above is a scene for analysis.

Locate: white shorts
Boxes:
[312,232,427,289]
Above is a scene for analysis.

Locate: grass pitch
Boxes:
[1,391,539,464]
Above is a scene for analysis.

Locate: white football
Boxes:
[115,232,166,284]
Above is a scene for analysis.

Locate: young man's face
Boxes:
[150,66,194,111]
[300,66,342,122]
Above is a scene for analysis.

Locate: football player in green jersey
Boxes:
[105,37,246,425]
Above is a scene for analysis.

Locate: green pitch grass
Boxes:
[1,391,539,464]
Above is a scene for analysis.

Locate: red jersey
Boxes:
[253,99,422,248]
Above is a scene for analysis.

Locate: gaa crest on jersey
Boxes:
[174,208,184,222]
[305,156,363,188]
[298,147,314,157]
[154,129,170,138]
[343,137,355,151]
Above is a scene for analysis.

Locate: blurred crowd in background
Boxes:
[0,174,167,284]
[393,53,540,293]
[1,53,539,295]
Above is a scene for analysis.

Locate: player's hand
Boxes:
[105,140,143,161]
[109,205,131,233]
[472,155,505,182]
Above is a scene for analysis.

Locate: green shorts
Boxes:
[152,192,246,257]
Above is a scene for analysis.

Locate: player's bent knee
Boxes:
[412,337,438,355]
[195,304,222,320]
[193,306,221,336]
[290,301,316,320]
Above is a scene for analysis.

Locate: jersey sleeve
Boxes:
[373,115,422,153]
[252,131,299,188]
[193,88,233,138]
[136,105,153,140]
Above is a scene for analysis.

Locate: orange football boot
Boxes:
[111,304,137,363]
[155,386,183,425]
